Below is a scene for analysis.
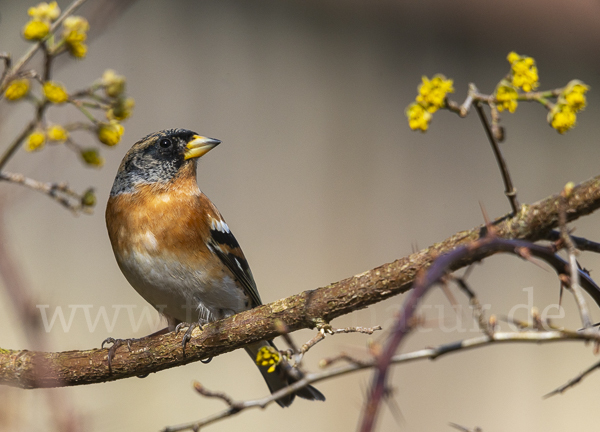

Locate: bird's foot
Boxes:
[314,318,334,335]
[101,336,143,374]
[174,322,211,362]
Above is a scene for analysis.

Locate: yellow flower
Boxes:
[25,131,46,152]
[561,80,589,112]
[495,83,518,113]
[101,69,126,98]
[62,16,89,58]
[405,102,432,132]
[23,2,60,40]
[28,2,60,21]
[68,41,87,58]
[416,74,454,113]
[23,19,50,40]
[4,79,30,101]
[63,21,89,58]
[64,29,86,43]
[506,51,520,64]
[47,125,68,142]
[255,346,281,373]
[81,149,105,167]
[63,16,89,33]
[43,81,69,103]
[548,103,577,134]
[507,52,539,92]
[97,121,124,146]
[108,97,135,121]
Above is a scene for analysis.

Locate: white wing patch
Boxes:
[235,257,244,272]
[210,217,230,234]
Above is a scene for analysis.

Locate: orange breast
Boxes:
[105,179,249,322]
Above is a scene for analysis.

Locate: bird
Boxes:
[105,128,325,407]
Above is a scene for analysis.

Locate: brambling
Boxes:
[105,129,324,407]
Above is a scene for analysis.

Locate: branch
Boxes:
[543,358,600,398]
[474,100,519,214]
[2,175,600,388]
[166,327,600,432]
[358,234,600,432]
[0,171,93,214]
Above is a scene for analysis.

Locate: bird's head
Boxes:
[110,128,220,196]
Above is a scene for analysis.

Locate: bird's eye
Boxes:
[159,138,172,148]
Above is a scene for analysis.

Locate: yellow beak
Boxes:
[184,135,221,160]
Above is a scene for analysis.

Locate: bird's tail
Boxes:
[245,340,325,407]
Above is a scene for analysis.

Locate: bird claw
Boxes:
[101,336,143,374]
[174,321,209,359]
[315,319,334,335]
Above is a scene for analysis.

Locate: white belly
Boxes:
[116,249,248,324]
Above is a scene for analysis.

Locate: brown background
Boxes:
[1,1,600,431]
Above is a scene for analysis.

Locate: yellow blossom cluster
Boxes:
[405,103,432,132]
[62,16,89,58]
[548,80,590,134]
[42,81,69,103]
[101,69,135,122]
[22,1,60,40]
[507,51,539,92]
[255,346,281,373]
[4,79,30,101]
[405,74,454,131]
[25,130,46,152]
[97,121,125,146]
[47,124,69,141]
[495,81,518,113]
[8,3,135,173]
[25,124,69,152]
[416,75,454,113]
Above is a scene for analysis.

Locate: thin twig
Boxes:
[301,326,383,355]
[474,101,520,214]
[449,423,483,432]
[0,171,92,214]
[193,382,238,409]
[546,230,600,253]
[0,53,11,84]
[452,277,493,337]
[559,192,592,328]
[0,119,38,171]
[543,358,600,398]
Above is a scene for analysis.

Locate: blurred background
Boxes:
[1,0,600,431]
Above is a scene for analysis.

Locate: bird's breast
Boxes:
[106,187,249,323]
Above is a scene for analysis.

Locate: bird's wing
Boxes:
[201,197,263,307]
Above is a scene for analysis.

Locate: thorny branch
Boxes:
[447,85,520,214]
[474,100,520,214]
[167,326,600,432]
[543,358,600,398]
[358,234,600,432]
[558,188,592,328]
